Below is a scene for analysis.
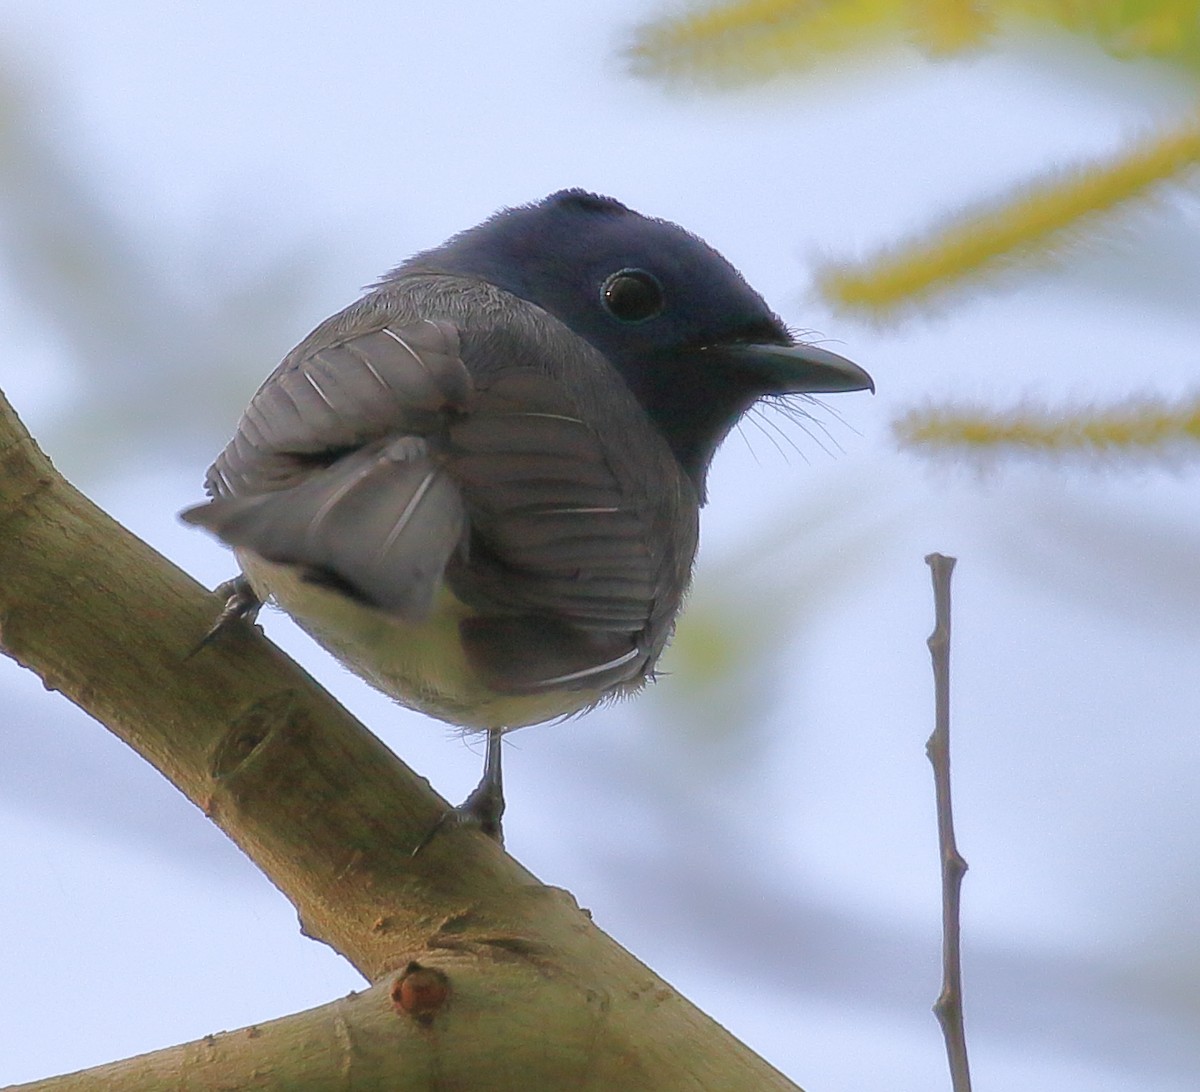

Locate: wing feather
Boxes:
[185,436,464,617]
[187,318,471,618]
[187,278,699,698]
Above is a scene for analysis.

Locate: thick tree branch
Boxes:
[0,386,801,1090]
[10,962,666,1091]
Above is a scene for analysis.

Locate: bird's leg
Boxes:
[459,727,506,841]
[187,574,263,657]
[412,728,507,854]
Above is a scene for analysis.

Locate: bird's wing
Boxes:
[444,360,695,695]
[204,318,469,498]
[182,318,471,617]
[185,280,697,697]
[449,369,664,630]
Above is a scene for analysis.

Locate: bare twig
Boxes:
[925,552,972,1092]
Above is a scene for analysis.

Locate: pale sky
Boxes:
[2,3,1199,1089]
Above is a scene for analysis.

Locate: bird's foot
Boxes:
[412,729,506,854]
[188,574,262,657]
[412,782,505,856]
[455,772,507,842]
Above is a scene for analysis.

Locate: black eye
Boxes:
[601,269,664,323]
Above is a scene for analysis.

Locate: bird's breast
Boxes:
[238,552,618,731]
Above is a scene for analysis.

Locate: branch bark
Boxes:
[924,552,972,1092]
[0,386,801,1091]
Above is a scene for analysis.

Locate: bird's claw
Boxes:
[187,575,262,658]
[411,788,506,857]
[412,734,506,855]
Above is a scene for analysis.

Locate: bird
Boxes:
[183,189,872,845]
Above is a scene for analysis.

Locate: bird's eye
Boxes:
[601,269,664,323]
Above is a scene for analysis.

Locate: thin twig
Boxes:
[925,552,972,1092]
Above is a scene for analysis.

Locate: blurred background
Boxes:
[1,2,1199,1089]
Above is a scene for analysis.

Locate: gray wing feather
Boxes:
[185,436,465,616]
[445,371,664,640]
[186,318,471,618]
[188,278,699,696]
[206,318,468,498]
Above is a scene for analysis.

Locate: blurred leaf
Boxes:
[1051,192,1200,317]
[0,63,319,478]
[1022,0,1200,69]
[896,393,1200,462]
[909,0,996,54]
[817,112,1200,319]
[628,0,1200,85]
[626,0,908,88]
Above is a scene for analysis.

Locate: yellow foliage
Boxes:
[628,0,1200,79]
[907,0,996,54]
[1019,0,1200,64]
[895,395,1200,457]
[817,114,1200,316]
[628,0,1200,471]
[627,0,910,84]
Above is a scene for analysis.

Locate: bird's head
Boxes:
[399,189,873,495]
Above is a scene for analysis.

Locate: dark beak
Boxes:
[716,341,874,395]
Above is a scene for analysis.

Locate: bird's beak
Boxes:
[717,342,874,395]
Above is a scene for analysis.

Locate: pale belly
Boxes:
[239,553,607,731]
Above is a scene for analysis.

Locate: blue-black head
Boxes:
[399,189,872,493]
